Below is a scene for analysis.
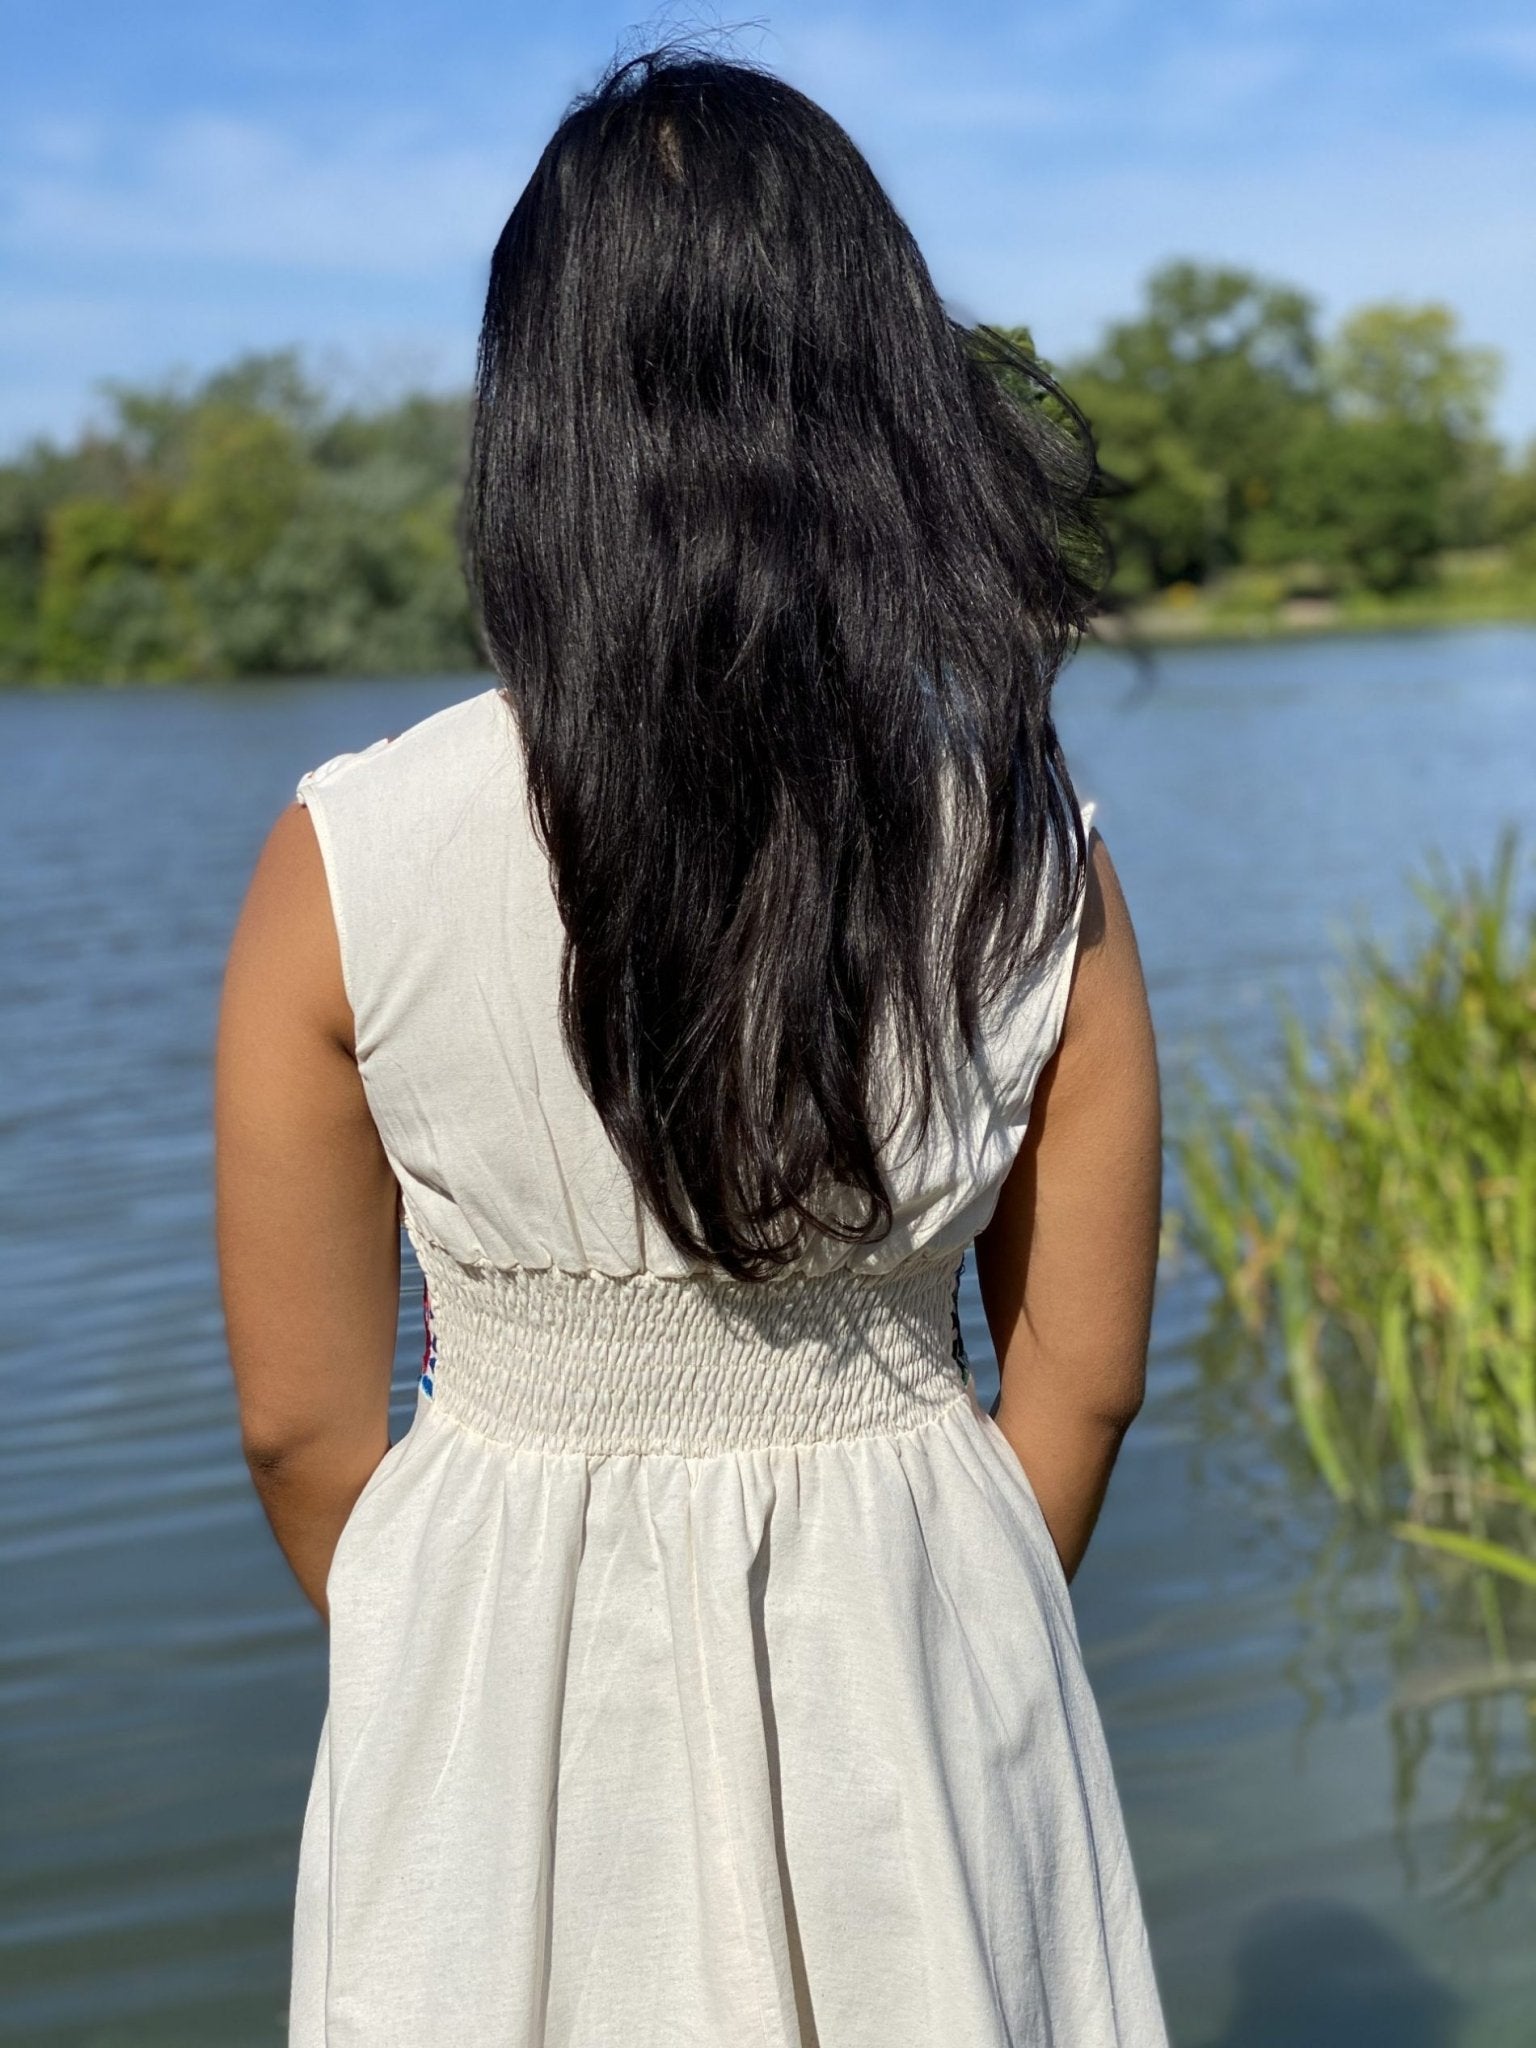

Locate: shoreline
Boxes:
[1089,597,1536,654]
[3,606,1535,691]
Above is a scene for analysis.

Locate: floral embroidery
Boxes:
[421,1280,438,1397]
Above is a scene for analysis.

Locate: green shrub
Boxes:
[1175,828,1536,1605]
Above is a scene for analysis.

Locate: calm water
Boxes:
[3,626,1534,2045]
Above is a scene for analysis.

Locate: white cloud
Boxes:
[1,111,532,275]
[19,116,105,171]
[1139,38,1307,123]
[782,22,1076,133]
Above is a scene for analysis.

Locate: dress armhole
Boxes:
[1034,795,1098,1084]
[294,757,367,1051]
[1001,793,1098,1129]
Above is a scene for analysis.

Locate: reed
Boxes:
[1174,825,1536,1603]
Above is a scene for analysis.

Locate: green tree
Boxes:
[1252,302,1509,587]
[166,404,309,577]
[1249,415,1451,593]
[37,489,198,681]
[1059,375,1223,595]
[1490,439,1536,564]
[1327,303,1500,437]
[1329,302,1504,554]
[1072,260,1323,578]
[6,350,480,683]
[0,430,141,680]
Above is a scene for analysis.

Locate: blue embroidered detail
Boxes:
[420,1280,437,1397]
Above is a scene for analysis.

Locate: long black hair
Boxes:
[464,45,1111,1282]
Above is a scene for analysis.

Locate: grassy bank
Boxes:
[1096,548,1536,648]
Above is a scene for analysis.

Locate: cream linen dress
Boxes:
[286,686,1169,2048]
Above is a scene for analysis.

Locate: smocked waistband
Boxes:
[412,1239,970,1457]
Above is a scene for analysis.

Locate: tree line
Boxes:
[3,259,1533,683]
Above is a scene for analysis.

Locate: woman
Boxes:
[216,45,1168,2048]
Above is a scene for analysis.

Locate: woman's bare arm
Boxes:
[214,799,402,1623]
[972,829,1162,1584]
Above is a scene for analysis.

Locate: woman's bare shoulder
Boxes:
[1052,827,1157,1095]
[223,799,353,1057]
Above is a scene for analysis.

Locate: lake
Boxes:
[2,625,1534,2045]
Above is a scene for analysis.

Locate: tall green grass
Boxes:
[1175,826,1536,1617]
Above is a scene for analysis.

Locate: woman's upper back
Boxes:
[295,686,1095,1282]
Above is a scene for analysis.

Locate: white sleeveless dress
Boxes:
[286,686,1169,2048]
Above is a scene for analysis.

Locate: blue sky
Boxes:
[4,1,1533,457]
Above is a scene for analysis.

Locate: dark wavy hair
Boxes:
[463,45,1111,1282]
